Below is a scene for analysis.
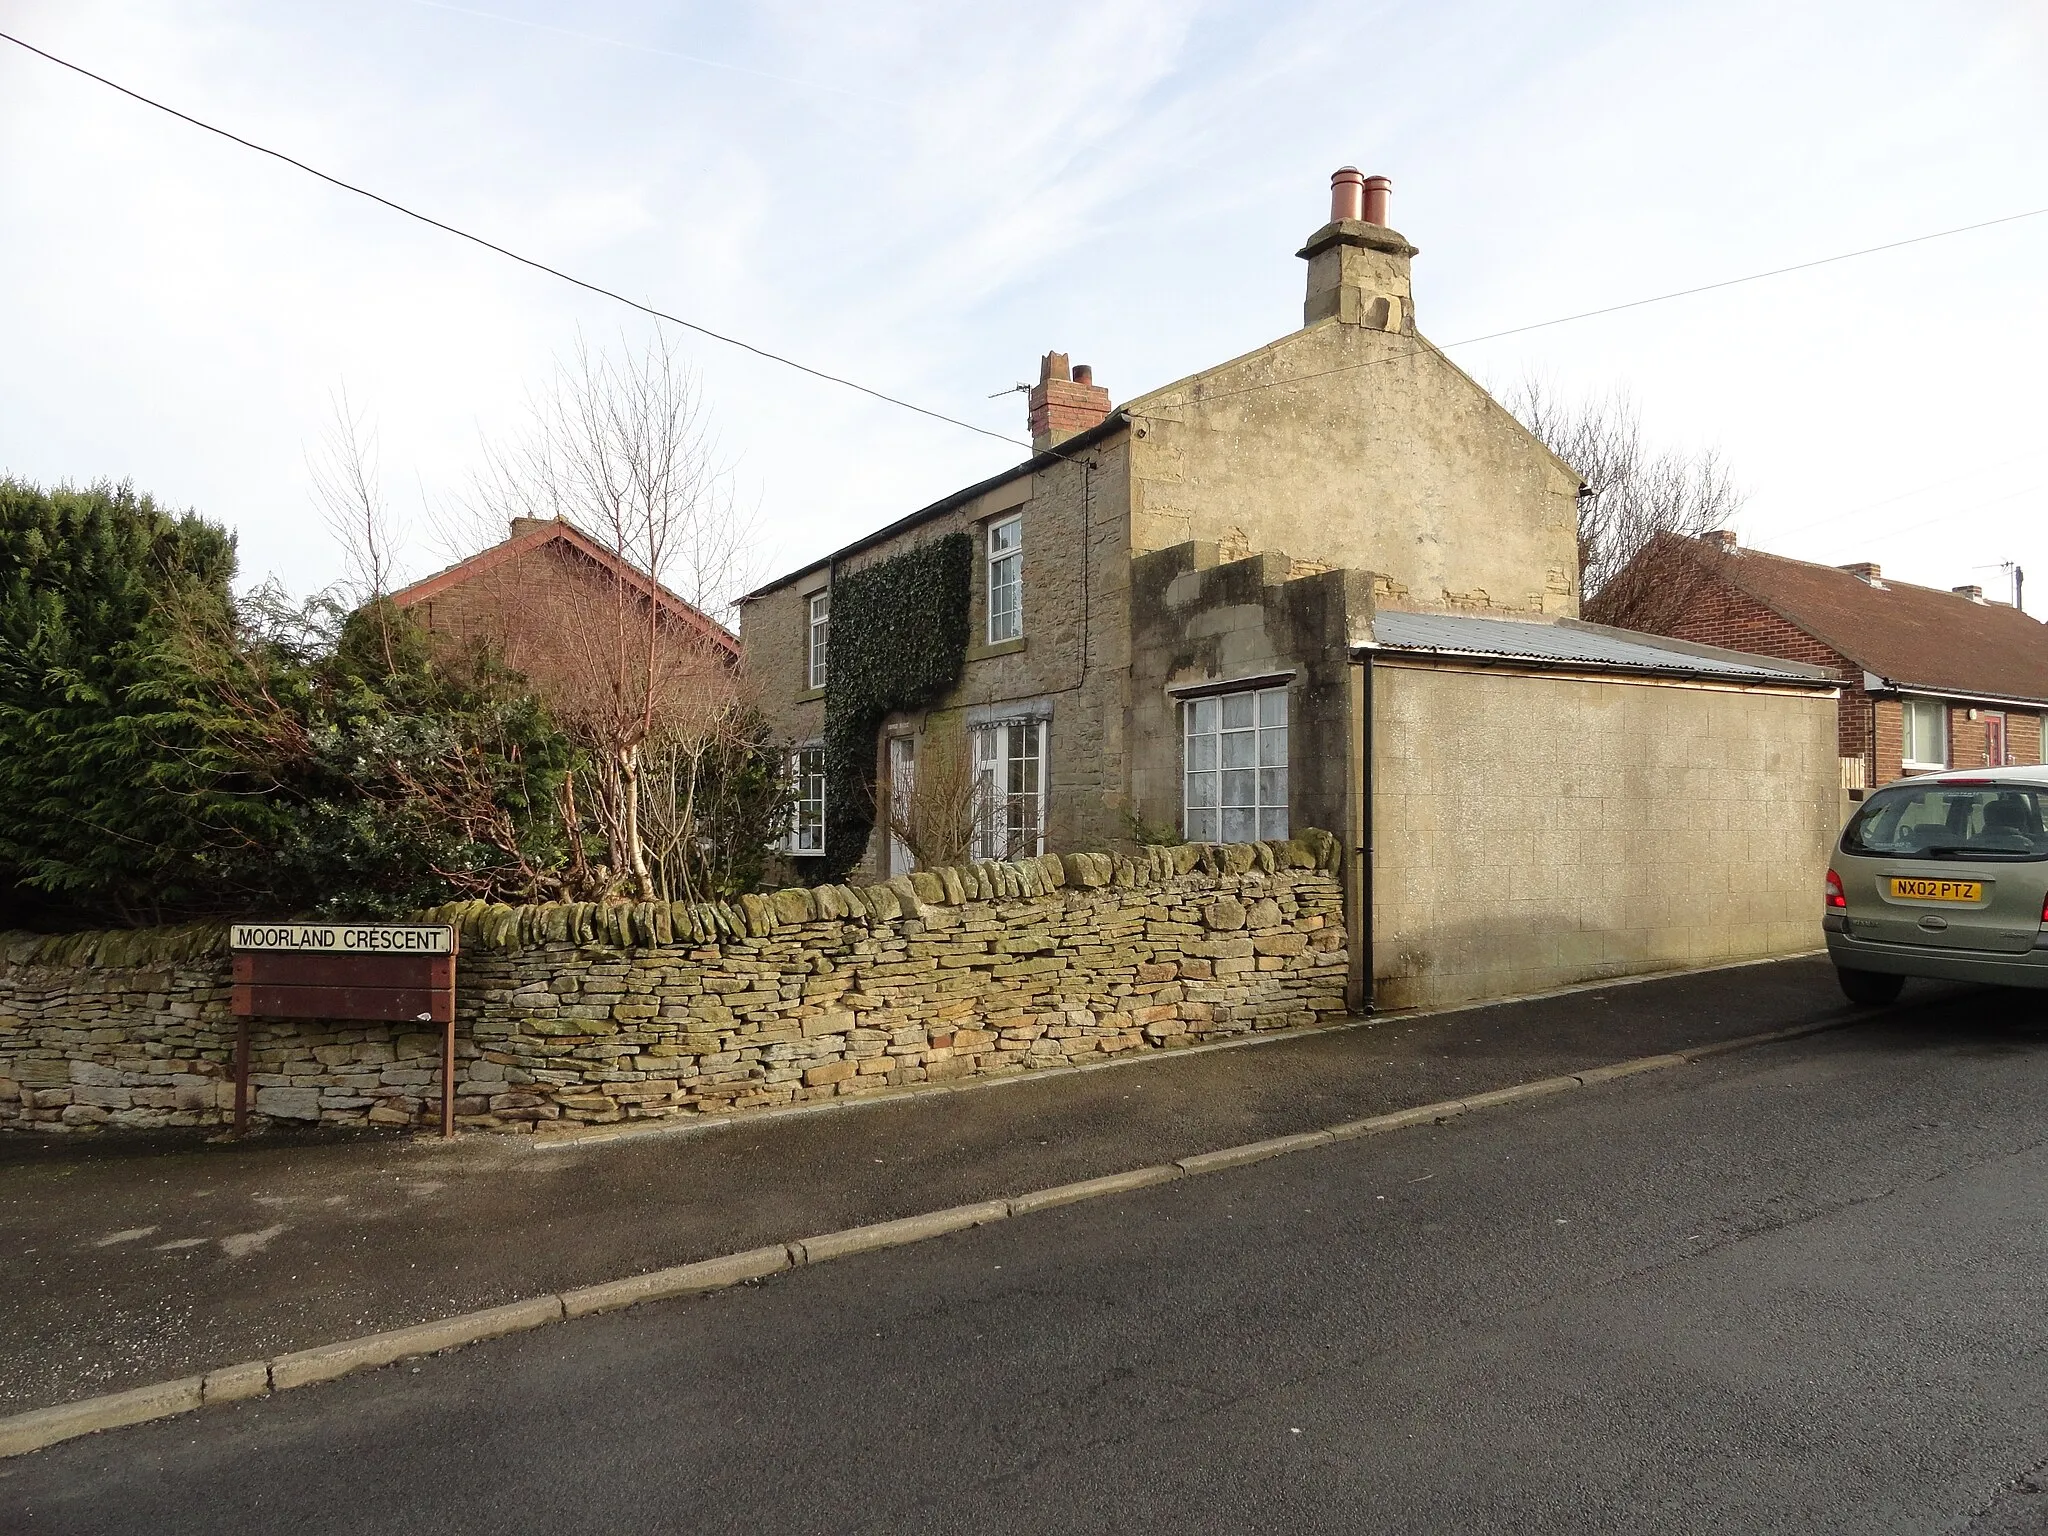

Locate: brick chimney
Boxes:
[1027,352,1111,454]
[1298,166,1417,331]
[1839,561,1885,588]
[510,517,553,541]
[1952,584,1986,603]
[1700,530,1738,553]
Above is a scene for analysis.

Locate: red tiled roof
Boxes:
[1705,541,2048,705]
[389,518,738,657]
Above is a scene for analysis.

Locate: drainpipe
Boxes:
[1348,653,1376,1014]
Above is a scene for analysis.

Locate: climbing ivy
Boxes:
[819,531,973,881]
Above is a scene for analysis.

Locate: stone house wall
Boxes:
[1124,327,1582,618]
[744,440,1138,880]
[1,838,1346,1137]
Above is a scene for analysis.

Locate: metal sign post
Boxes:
[228,923,460,1138]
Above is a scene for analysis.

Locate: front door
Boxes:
[887,735,916,874]
[1986,712,2007,767]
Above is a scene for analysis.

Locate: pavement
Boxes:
[5,963,2048,1532]
[4,954,1850,1418]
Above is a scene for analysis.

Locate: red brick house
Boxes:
[388,516,738,706]
[1628,531,2048,787]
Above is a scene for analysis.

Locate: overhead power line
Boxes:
[1148,202,2048,413]
[6,28,2047,445]
[0,28,1030,450]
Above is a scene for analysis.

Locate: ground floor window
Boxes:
[1184,687,1288,843]
[787,744,826,855]
[1901,697,1948,771]
[971,719,1047,860]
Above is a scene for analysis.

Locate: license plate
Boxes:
[1889,876,1983,902]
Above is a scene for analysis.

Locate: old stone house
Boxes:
[741,169,1842,1010]
[1617,531,2048,792]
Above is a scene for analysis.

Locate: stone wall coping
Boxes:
[1,832,1342,971]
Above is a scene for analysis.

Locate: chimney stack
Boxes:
[1700,529,1738,554]
[1027,351,1111,453]
[1952,584,1985,603]
[1298,166,1417,331]
[1838,561,1884,587]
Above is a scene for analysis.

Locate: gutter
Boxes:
[1859,672,2048,713]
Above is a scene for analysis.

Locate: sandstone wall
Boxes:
[1,839,1346,1137]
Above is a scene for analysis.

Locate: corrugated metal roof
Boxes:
[1364,611,1835,684]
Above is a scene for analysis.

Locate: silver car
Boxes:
[1826,766,2048,1005]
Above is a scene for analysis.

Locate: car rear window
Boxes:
[1843,783,2048,861]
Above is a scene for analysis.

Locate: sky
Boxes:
[2,0,2045,614]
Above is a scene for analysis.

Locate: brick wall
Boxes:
[1,838,1347,1137]
[1872,701,2045,783]
[405,537,727,708]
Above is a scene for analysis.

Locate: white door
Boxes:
[888,735,916,874]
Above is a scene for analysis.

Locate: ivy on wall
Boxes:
[819,531,973,881]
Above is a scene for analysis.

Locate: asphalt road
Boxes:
[9,974,2048,1533]
[0,954,1848,1413]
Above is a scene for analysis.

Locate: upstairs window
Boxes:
[1184,687,1289,843]
[787,745,826,855]
[1901,697,1947,771]
[987,516,1023,644]
[807,591,830,690]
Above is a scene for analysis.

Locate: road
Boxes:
[8,973,2048,1533]
[0,955,1845,1414]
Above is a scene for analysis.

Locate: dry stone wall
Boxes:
[0,836,1347,1136]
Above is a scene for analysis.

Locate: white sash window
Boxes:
[971,718,1047,859]
[987,516,1023,644]
[786,745,826,854]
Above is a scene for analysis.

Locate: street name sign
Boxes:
[230,923,454,953]
[228,921,461,1137]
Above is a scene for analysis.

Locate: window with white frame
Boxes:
[806,591,830,690]
[787,745,826,854]
[1901,697,1948,770]
[971,718,1047,859]
[1183,687,1289,842]
[987,515,1023,644]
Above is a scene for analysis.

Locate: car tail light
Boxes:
[1825,870,1847,910]
[2040,890,2048,927]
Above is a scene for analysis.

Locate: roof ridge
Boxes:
[1722,540,2014,604]
[387,517,737,654]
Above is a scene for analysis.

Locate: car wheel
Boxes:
[1837,968,1905,1007]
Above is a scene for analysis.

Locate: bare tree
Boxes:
[880,729,980,871]
[463,332,756,900]
[1507,379,1744,631]
[309,388,406,670]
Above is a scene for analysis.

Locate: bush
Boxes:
[0,478,575,925]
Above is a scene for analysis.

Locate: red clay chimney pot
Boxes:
[1073,364,1093,386]
[1329,166,1365,223]
[1361,174,1392,226]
